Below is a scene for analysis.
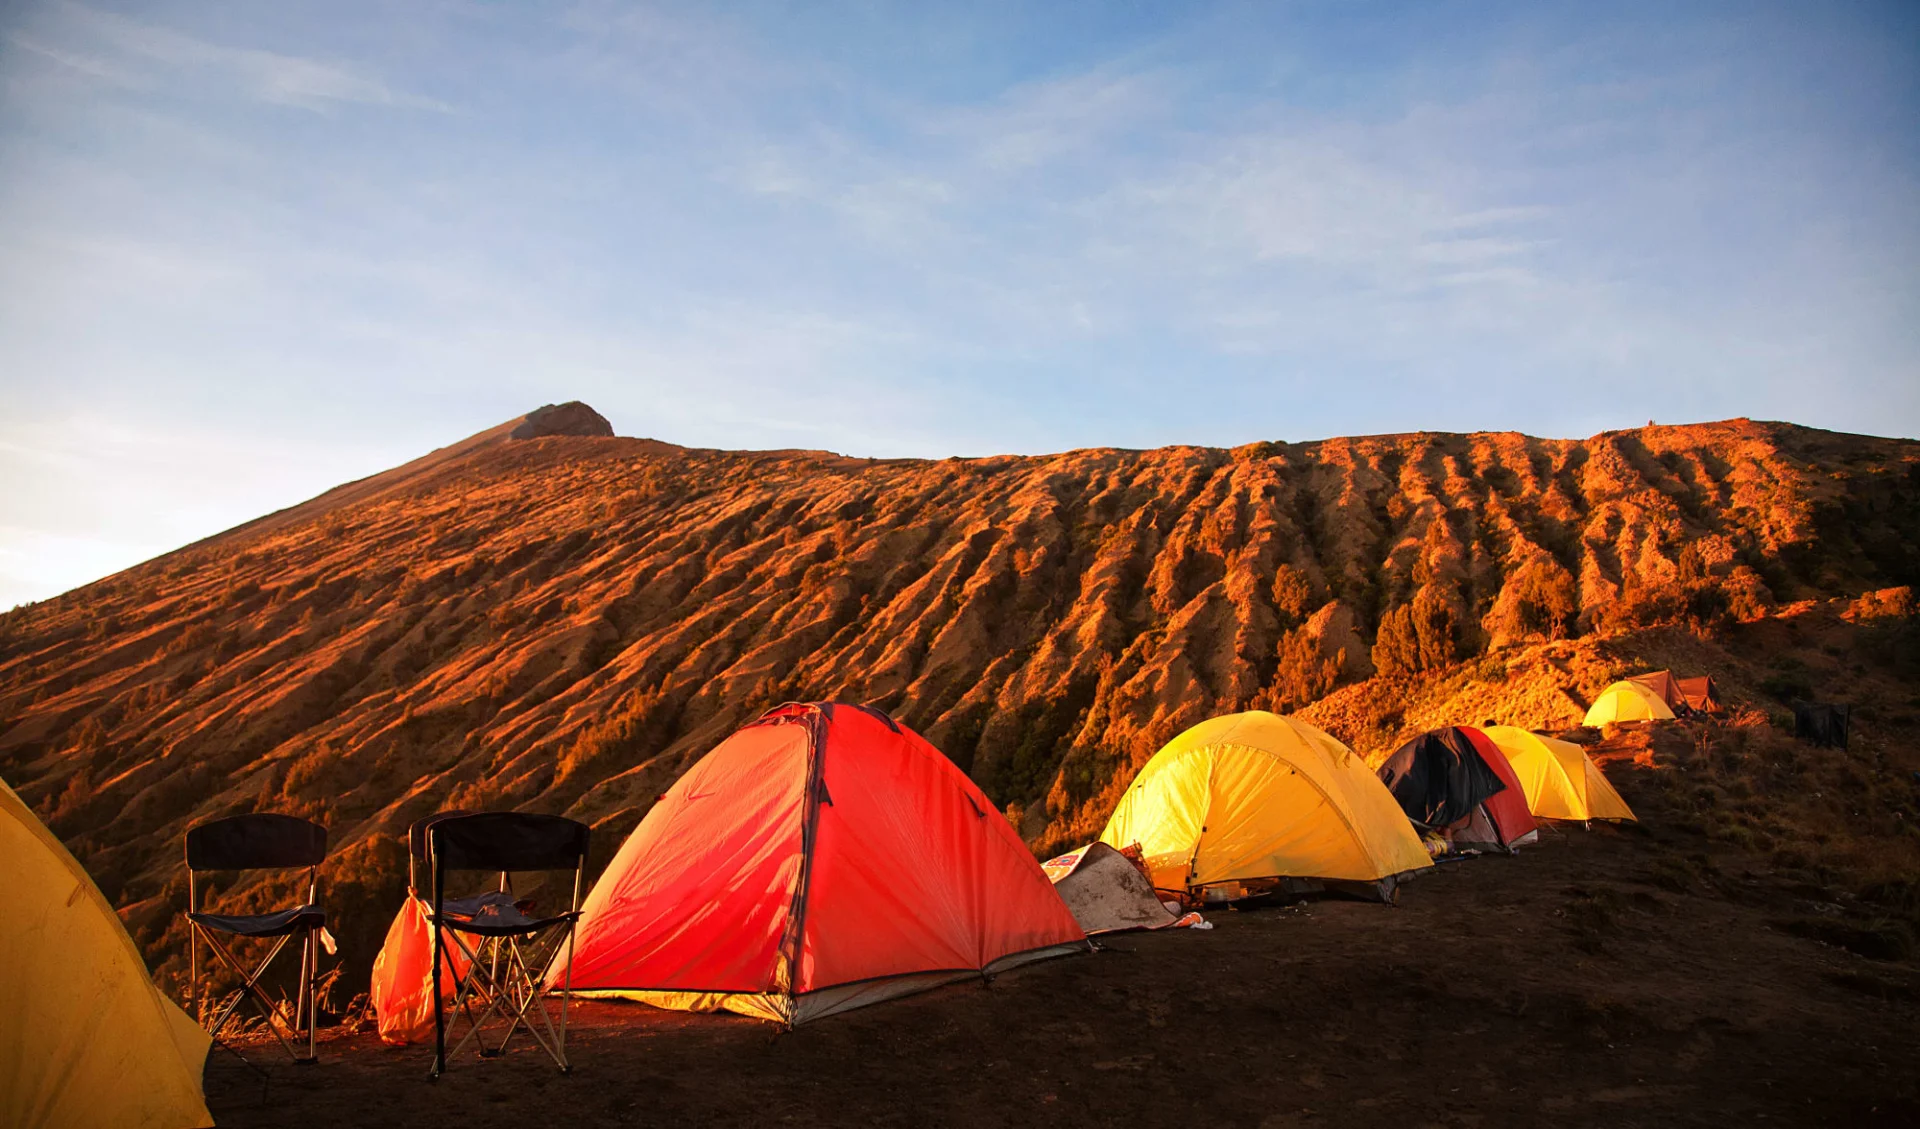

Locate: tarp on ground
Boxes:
[1099,711,1433,902]
[1478,727,1637,823]
[1,777,213,1129]
[1584,681,1677,726]
[548,703,1086,1025]
[1041,843,1180,934]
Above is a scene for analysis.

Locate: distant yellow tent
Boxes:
[1584,680,1676,726]
[1479,727,1636,822]
[1,778,213,1129]
[1100,712,1432,901]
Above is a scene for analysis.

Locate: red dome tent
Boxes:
[549,703,1086,1025]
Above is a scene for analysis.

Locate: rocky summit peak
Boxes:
[508,401,614,440]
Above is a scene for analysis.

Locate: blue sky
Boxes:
[1,1,1916,606]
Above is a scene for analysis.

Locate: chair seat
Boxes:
[433,903,582,938]
[437,890,526,919]
[188,905,326,937]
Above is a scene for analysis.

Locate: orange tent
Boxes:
[549,703,1086,1025]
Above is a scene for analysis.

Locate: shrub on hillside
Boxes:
[1484,557,1579,646]
[1270,565,1315,631]
[1512,561,1579,640]
[1850,586,1915,621]
[1590,576,1733,637]
[1258,627,1342,713]
[555,684,674,785]
[1725,565,1775,621]
[1373,586,1465,675]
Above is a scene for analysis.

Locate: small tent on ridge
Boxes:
[1627,670,1688,714]
[1478,727,1636,823]
[1376,726,1537,854]
[1100,711,1432,903]
[2,777,213,1129]
[1042,842,1181,934]
[1584,680,1676,726]
[1676,675,1722,715]
[547,703,1086,1025]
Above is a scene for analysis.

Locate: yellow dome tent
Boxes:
[1583,680,1676,726]
[1,778,213,1129]
[1478,727,1637,822]
[1100,712,1432,902]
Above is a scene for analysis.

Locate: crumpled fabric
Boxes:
[369,895,469,1046]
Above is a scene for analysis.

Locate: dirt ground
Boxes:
[203,792,1919,1129]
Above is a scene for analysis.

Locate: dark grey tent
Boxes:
[1793,703,1850,749]
[1378,728,1503,828]
[1376,727,1537,853]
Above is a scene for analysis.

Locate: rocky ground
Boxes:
[204,749,1920,1129]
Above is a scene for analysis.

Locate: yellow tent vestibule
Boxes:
[1478,727,1637,823]
[1,777,213,1129]
[1584,680,1676,726]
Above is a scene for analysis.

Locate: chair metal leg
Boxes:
[430,924,575,1074]
[430,917,445,1079]
[558,918,575,1074]
[195,928,311,1062]
[299,927,318,1064]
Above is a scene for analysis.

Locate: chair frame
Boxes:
[426,813,588,1079]
[184,814,328,1065]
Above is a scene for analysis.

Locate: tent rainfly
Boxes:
[1477,727,1637,823]
[547,703,1086,1025]
[1376,726,1538,853]
[1100,711,1433,903]
[1627,670,1688,714]
[1041,843,1180,935]
[1584,680,1677,726]
[1676,676,1722,715]
[2,777,214,1129]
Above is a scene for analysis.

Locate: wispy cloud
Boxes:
[18,2,450,112]
[0,1,1914,604]
[6,30,128,82]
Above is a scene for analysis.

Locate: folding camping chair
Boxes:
[426,812,590,1078]
[409,810,471,893]
[184,813,329,1064]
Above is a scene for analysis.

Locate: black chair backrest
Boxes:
[187,814,327,871]
[429,813,589,874]
[408,810,473,888]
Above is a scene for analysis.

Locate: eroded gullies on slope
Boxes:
[0,407,1913,1009]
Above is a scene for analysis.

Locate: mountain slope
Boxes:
[1,408,1915,988]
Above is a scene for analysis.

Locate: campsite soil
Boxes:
[206,797,1919,1129]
